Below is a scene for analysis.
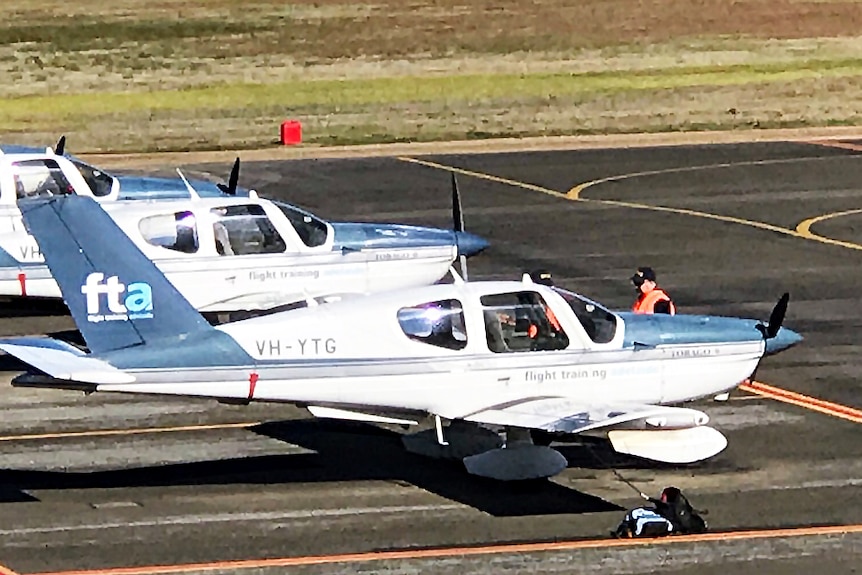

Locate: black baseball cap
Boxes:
[529,269,554,286]
[631,266,656,286]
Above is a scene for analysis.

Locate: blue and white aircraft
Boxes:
[0,145,488,317]
[1,136,249,199]
[1,195,801,481]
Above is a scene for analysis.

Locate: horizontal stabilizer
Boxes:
[0,338,135,385]
[608,426,728,464]
[307,406,418,426]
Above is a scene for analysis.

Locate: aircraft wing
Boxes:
[456,397,726,464]
[459,397,710,434]
[0,337,136,385]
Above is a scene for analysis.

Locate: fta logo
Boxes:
[80,272,154,323]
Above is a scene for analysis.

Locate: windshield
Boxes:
[553,288,618,344]
[273,201,329,248]
[71,159,114,197]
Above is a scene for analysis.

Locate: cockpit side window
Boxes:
[139,211,199,253]
[273,201,329,248]
[554,288,618,344]
[480,292,568,353]
[71,160,114,197]
[211,204,286,255]
[397,299,467,350]
[12,160,74,199]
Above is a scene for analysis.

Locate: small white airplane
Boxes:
[0,147,487,318]
[1,137,251,200]
[1,195,802,481]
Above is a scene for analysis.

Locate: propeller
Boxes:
[743,292,791,389]
[217,157,241,196]
[755,292,789,340]
[451,173,468,281]
[54,135,66,156]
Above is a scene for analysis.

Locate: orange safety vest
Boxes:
[632,289,676,315]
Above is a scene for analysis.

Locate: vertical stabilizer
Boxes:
[20,196,214,354]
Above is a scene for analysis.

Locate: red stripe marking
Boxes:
[27,524,862,575]
[741,381,862,423]
[247,372,259,401]
[17,272,26,297]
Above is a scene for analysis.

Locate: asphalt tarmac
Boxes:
[1,140,861,574]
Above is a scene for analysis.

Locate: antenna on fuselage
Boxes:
[449,266,465,284]
[302,289,319,308]
[175,168,202,200]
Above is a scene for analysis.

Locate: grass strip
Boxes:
[3,59,861,127]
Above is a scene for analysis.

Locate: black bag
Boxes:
[654,487,708,534]
[612,487,708,538]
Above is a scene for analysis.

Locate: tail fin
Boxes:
[20,196,213,354]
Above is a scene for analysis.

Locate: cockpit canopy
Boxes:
[395,287,619,353]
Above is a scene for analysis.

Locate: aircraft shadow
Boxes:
[0,297,69,318]
[0,419,622,517]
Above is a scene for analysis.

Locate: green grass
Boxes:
[3,0,862,151]
[4,59,862,127]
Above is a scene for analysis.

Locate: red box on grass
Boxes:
[280,120,302,145]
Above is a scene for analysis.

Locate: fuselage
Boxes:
[90,282,800,418]
[0,151,487,312]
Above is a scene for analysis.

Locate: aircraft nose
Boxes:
[455,231,490,257]
[764,327,803,356]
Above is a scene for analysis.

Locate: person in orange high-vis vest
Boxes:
[631,267,676,315]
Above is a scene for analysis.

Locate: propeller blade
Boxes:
[451,173,465,233]
[756,292,790,339]
[217,157,241,195]
[450,173,469,280]
[54,135,66,156]
[766,292,789,339]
